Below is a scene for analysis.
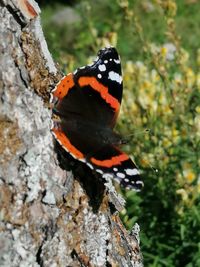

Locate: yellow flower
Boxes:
[125,61,135,73]
[142,116,148,123]
[179,48,189,65]
[162,104,172,115]
[163,137,172,148]
[186,172,196,183]
[182,163,196,184]
[176,188,188,201]
[151,69,160,83]
[138,91,150,109]
[135,61,148,79]
[172,128,179,137]
[164,0,177,17]
[176,206,184,216]
[97,32,118,48]
[151,100,158,112]
[91,27,97,38]
[160,47,167,58]
[109,32,118,47]
[149,43,160,56]
[163,156,169,165]
[173,73,183,87]
[142,80,152,90]
[195,106,200,114]
[159,93,167,105]
[162,43,176,60]
[140,158,150,168]
[196,73,200,91]
[130,102,139,114]
[185,67,195,88]
[180,128,187,138]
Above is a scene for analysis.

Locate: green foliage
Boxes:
[41,1,200,266]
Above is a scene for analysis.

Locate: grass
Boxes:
[41,1,200,266]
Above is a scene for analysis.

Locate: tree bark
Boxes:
[0,1,143,266]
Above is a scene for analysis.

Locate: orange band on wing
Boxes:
[91,153,129,167]
[53,73,74,100]
[52,128,84,159]
[78,77,120,112]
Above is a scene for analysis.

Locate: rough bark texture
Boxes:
[0,1,143,266]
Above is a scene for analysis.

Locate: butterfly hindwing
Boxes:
[87,145,143,191]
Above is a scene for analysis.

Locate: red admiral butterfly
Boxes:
[50,47,143,191]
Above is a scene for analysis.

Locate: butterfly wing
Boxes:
[51,47,122,129]
[52,122,143,190]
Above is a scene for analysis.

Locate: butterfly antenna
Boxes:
[147,162,159,173]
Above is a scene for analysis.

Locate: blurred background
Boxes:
[38,1,200,266]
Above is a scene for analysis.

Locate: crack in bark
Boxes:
[5,3,26,28]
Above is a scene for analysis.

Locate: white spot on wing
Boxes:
[136,181,144,186]
[98,64,106,72]
[80,158,86,163]
[116,172,125,178]
[125,168,140,176]
[113,168,118,172]
[86,162,93,169]
[96,169,103,174]
[114,59,120,64]
[108,71,122,84]
[103,173,113,180]
[104,60,108,64]
[97,74,102,79]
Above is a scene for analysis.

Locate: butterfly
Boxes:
[50,47,143,191]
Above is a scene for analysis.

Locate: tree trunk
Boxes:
[0,1,143,266]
